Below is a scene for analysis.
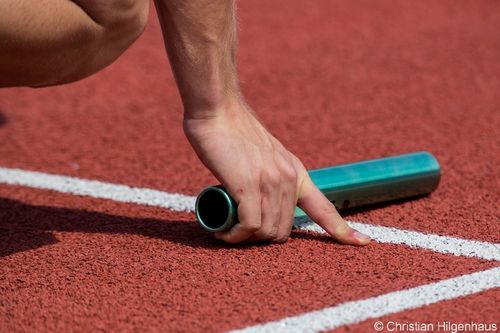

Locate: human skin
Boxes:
[0,0,150,87]
[0,0,370,245]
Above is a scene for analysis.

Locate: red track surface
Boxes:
[1,1,499,332]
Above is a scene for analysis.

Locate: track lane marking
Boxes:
[229,267,500,333]
[0,166,499,261]
[0,167,195,212]
[1,166,498,261]
[1,166,499,332]
[295,217,500,261]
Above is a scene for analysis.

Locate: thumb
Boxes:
[297,174,370,245]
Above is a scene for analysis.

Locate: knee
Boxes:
[82,0,151,77]
[98,0,150,48]
[46,0,150,86]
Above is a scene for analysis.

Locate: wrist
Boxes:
[182,90,244,121]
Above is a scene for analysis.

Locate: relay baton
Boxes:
[195,151,441,232]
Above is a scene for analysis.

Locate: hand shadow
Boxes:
[1,195,426,257]
[0,197,226,258]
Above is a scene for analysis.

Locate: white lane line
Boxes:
[0,167,195,212]
[229,266,500,333]
[0,167,499,261]
[1,166,499,332]
[294,217,500,261]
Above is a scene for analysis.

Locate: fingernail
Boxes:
[354,231,370,242]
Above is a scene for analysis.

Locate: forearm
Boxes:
[154,0,241,117]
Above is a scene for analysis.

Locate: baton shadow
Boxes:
[339,194,429,217]
[290,195,430,243]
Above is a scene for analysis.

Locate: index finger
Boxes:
[297,175,370,245]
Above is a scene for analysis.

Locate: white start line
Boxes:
[1,166,499,333]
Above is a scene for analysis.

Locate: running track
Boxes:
[1,1,499,332]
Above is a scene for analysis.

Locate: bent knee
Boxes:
[0,0,150,87]
[48,0,150,86]
[77,0,150,74]
[95,0,150,45]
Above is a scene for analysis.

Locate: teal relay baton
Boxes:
[195,151,441,232]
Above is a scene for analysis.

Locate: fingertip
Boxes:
[335,229,371,246]
[353,230,371,246]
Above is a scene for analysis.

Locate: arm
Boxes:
[154,0,370,245]
[154,0,239,114]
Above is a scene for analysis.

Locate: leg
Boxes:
[0,0,150,87]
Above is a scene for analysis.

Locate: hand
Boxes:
[184,101,371,245]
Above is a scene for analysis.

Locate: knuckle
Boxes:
[275,154,297,181]
[241,222,261,233]
[255,230,278,241]
[292,156,307,173]
[282,165,297,182]
[232,186,245,199]
[318,202,337,216]
[231,184,258,201]
[263,169,281,186]
[253,222,279,240]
